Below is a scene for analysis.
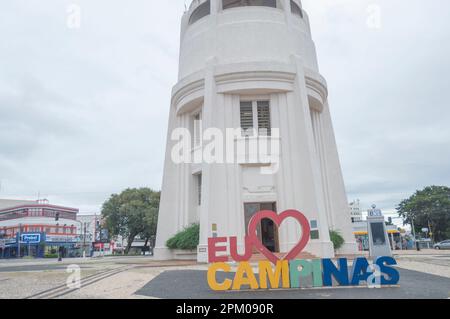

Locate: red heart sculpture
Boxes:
[248,210,311,265]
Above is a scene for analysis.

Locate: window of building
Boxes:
[290,0,303,18]
[196,173,202,206]
[310,220,319,240]
[257,101,271,136]
[240,101,254,135]
[223,0,277,10]
[193,112,202,147]
[189,0,211,25]
[28,208,43,217]
[240,100,272,136]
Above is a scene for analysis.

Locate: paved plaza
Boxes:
[0,250,449,299]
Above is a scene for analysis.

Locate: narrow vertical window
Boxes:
[193,112,202,147]
[240,101,254,136]
[197,174,203,205]
[257,100,271,136]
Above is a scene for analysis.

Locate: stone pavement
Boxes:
[135,268,450,299]
[0,251,449,299]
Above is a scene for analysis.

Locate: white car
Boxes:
[434,240,450,250]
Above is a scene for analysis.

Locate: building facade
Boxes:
[76,214,119,256]
[0,199,80,258]
[352,221,402,252]
[155,0,357,262]
[349,199,362,223]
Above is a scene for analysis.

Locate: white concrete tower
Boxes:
[155,0,357,262]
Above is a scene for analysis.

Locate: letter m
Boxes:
[259,260,289,289]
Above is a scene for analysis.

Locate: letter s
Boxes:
[375,256,400,285]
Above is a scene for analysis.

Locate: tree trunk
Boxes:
[143,238,149,255]
[125,234,136,254]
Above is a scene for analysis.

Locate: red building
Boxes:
[0,199,80,258]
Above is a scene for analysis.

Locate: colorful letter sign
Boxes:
[206,209,400,291]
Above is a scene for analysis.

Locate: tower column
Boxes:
[290,54,334,258]
[211,0,220,14]
[318,101,358,254]
[311,110,334,229]
[197,58,217,263]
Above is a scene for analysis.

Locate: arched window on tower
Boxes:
[189,0,211,25]
[223,0,277,10]
[290,0,303,18]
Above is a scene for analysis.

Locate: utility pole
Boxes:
[83,222,86,258]
[17,223,22,258]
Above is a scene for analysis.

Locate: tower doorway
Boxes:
[244,202,279,253]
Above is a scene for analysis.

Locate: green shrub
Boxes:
[329,230,345,251]
[44,253,59,259]
[166,224,200,250]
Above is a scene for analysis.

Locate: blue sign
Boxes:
[19,233,42,244]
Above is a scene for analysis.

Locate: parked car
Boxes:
[434,240,450,250]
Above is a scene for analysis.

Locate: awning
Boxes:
[353,230,400,235]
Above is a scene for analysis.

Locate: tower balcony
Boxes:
[178,0,318,80]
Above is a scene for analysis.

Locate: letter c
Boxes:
[207,263,232,291]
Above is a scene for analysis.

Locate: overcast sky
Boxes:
[1,0,449,217]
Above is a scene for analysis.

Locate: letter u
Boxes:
[229,236,253,262]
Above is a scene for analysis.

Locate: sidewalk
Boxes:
[0,255,154,268]
[393,249,450,256]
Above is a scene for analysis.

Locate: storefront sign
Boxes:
[2,238,16,246]
[20,233,42,244]
[46,236,77,243]
[207,210,400,291]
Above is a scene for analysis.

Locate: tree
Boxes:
[329,230,344,251]
[101,188,160,254]
[397,186,450,242]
